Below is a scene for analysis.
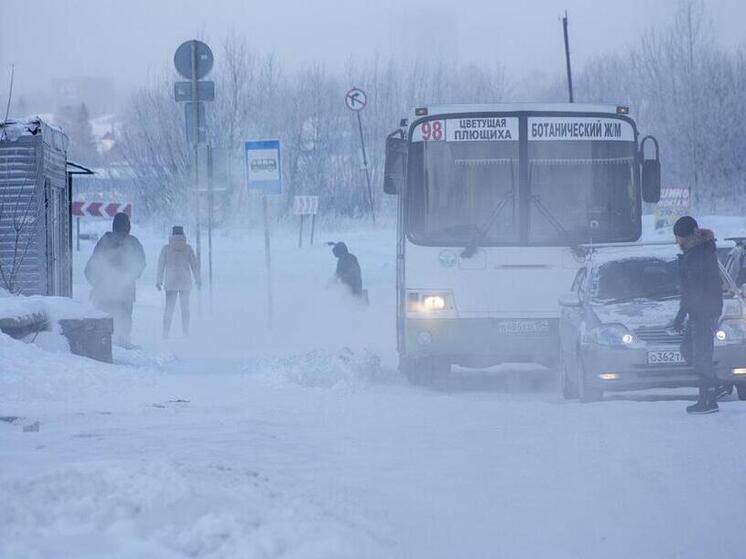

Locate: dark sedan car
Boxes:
[559,245,746,402]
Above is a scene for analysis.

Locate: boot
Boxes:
[687,387,719,415]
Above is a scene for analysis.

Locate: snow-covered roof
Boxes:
[588,243,680,267]
[0,116,68,151]
[413,103,628,117]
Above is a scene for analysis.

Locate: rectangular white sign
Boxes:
[528,117,634,142]
[293,195,319,215]
[412,117,518,142]
[655,187,691,230]
[245,139,282,194]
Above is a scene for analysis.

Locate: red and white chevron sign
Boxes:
[292,195,319,216]
[72,201,133,219]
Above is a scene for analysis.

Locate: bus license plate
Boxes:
[497,319,550,335]
[647,350,686,365]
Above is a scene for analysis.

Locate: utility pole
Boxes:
[562,11,574,103]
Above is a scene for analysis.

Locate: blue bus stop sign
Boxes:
[245,140,282,195]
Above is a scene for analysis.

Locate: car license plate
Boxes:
[647,350,686,365]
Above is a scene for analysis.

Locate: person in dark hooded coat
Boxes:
[84,212,146,347]
[332,242,363,297]
[672,216,724,415]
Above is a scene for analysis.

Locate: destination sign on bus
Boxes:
[528,117,634,142]
[412,117,519,142]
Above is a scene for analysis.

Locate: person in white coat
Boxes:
[156,226,200,338]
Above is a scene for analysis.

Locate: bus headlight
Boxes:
[587,324,635,347]
[407,291,451,313]
[422,295,446,311]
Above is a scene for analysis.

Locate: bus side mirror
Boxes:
[640,135,661,203]
[384,132,407,195]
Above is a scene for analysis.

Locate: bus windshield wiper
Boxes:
[461,160,515,258]
[531,195,566,235]
[461,191,514,258]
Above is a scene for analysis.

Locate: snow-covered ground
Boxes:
[2,216,746,558]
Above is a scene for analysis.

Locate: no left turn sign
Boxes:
[345,87,367,111]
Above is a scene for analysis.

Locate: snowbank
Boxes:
[0,330,156,411]
[0,291,106,326]
[0,461,377,559]
[251,348,382,390]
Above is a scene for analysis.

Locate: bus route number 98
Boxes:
[421,120,444,141]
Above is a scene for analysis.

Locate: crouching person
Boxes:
[673,216,723,415]
[157,226,200,338]
[331,242,367,304]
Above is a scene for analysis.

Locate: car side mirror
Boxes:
[383,132,407,195]
[559,292,582,307]
[640,135,661,203]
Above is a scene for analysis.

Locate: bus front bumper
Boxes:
[404,317,559,367]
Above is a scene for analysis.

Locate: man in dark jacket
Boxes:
[672,216,723,414]
[332,242,363,298]
[84,212,146,347]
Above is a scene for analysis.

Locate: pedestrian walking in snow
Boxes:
[332,242,363,299]
[156,226,200,338]
[672,216,724,414]
[84,212,146,348]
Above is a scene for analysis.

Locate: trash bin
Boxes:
[58,317,114,363]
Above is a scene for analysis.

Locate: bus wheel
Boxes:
[559,354,579,400]
[737,384,746,401]
[578,357,603,403]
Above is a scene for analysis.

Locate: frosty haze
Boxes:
[2,1,746,558]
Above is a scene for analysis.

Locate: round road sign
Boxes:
[174,40,214,80]
[345,87,367,111]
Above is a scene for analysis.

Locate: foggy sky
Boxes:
[2,0,745,113]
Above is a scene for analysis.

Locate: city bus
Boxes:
[383,104,662,383]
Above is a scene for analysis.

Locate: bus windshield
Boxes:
[407,140,519,244]
[527,140,639,244]
[405,115,640,246]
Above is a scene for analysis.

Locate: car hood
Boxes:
[590,299,680,330]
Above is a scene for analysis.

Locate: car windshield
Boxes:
[592,258,680,302]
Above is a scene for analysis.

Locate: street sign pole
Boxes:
[310,214,316,246]
[207,144,214,307]
[262,194,273,330]
[345,87,375,223]
[190,41,202,315]
[245,139,282,330]
[356,110,375,224]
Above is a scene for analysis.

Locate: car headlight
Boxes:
[587,324,635,347]
[716,320,746,343]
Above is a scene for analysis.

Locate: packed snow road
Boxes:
[2,222,746,558]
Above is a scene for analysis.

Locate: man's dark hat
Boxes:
[673,216,698,237]
[332,242,348,257]
[112,212,131,234]
[172,226,184,236]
